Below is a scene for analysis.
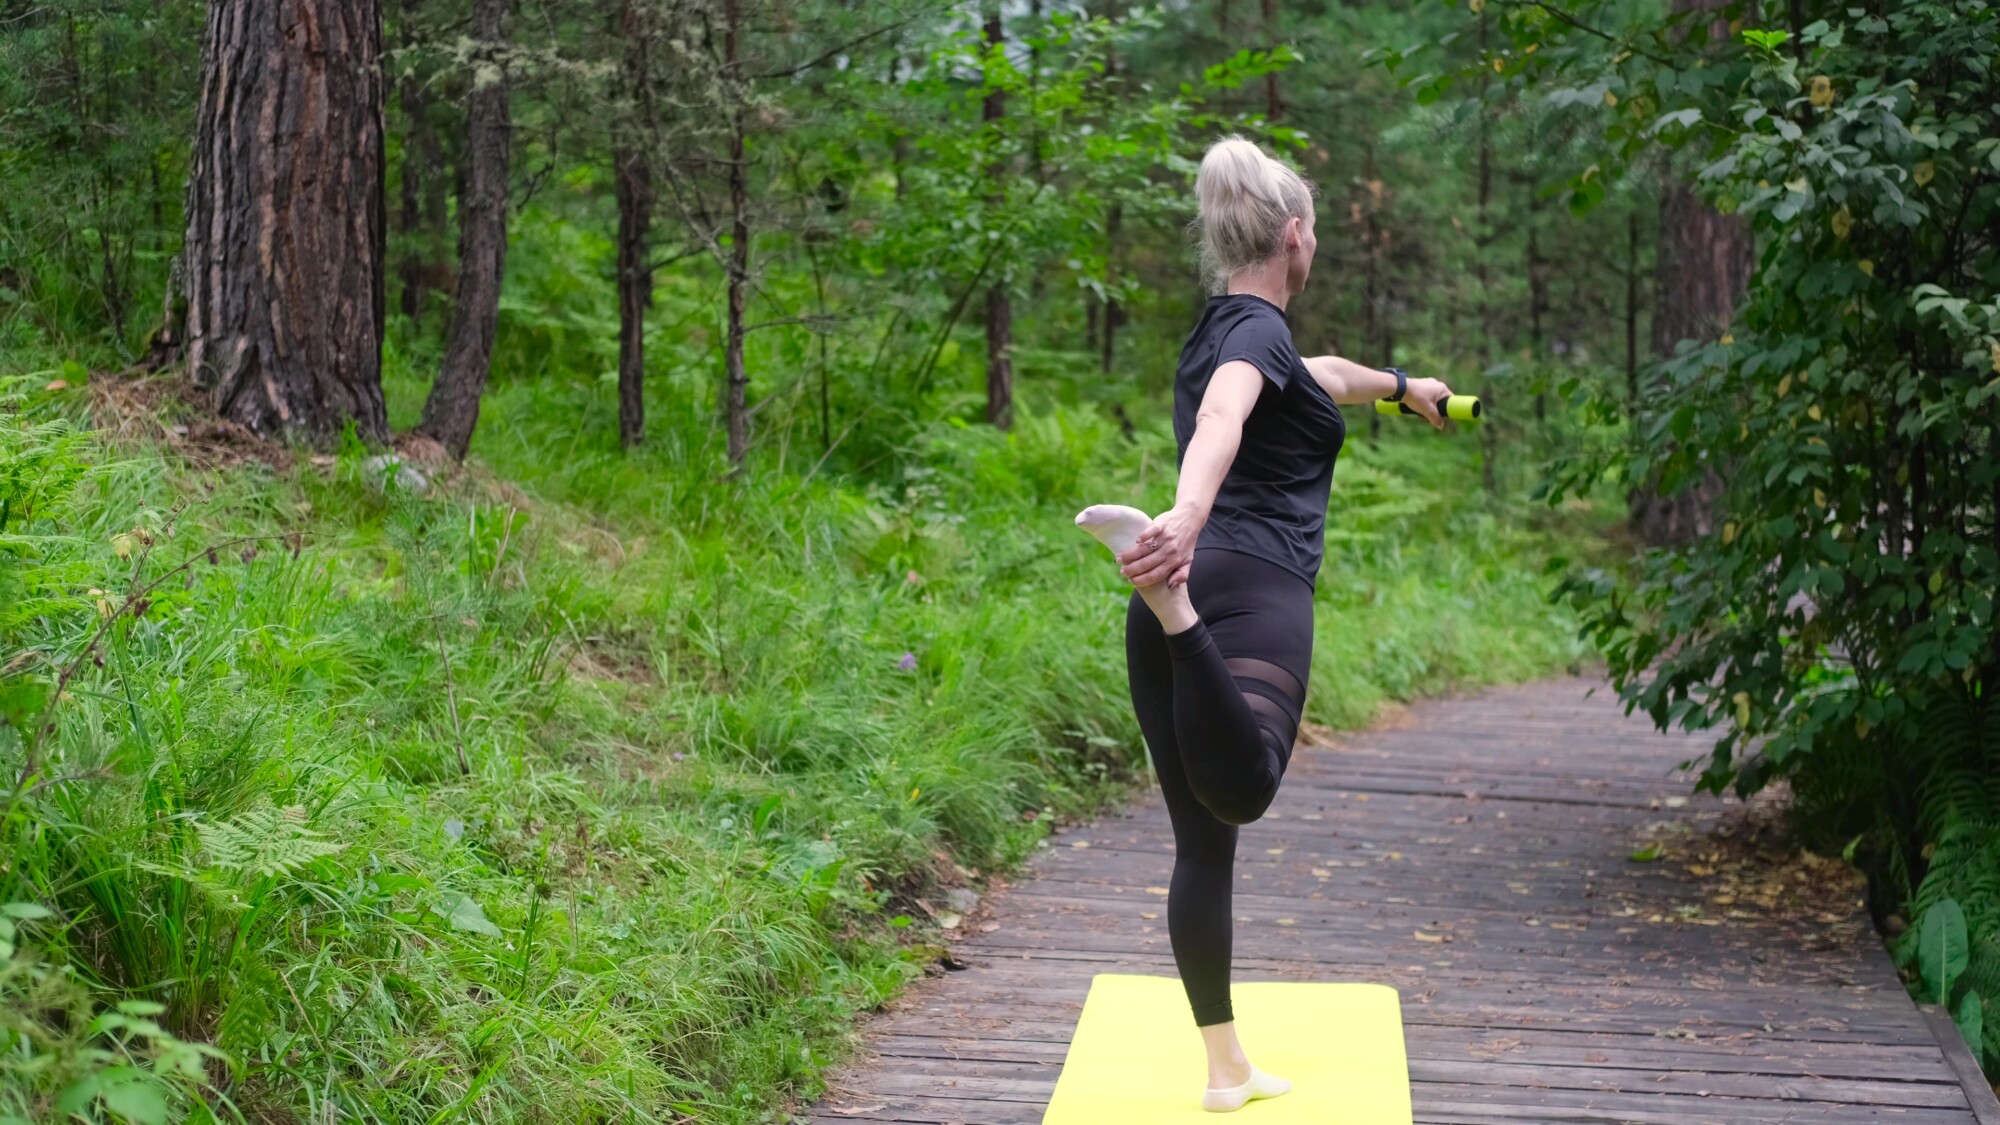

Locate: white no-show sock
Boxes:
[1201,1065,1291,1113]
[1074,504,1153,556]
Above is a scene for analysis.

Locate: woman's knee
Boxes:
[1190,770,1278,825]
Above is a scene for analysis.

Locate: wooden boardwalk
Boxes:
[805,677,2000,1125]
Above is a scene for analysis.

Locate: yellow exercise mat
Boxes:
[1042,974,1413,1123]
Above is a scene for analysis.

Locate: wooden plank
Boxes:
[804,678,1988,1123]
[1921,1004,2000,1123]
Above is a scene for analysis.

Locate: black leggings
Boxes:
[1126,547,1313,1028]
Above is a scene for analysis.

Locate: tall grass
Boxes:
[2,297,1589,1122]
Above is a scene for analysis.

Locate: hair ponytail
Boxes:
[1191,135,1316,290]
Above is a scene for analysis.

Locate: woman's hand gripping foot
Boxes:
[1074,504,1201,634]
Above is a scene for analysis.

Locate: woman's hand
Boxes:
[1402,376,1455,430]
[1116,502,1205,589]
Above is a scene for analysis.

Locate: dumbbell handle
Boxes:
[1374,394,1483,421]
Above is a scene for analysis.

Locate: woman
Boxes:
[1075,135,1455,1112]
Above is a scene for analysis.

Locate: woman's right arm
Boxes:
[1117,361,1265,588]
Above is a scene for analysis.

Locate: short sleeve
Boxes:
[1214,313,1298,393]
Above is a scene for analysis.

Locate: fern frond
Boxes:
[195,805,346,879]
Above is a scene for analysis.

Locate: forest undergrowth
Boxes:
[0,339,1590,1122]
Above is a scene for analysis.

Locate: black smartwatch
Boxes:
[1385,366,1408,403]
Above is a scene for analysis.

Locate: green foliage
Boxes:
[1412,0,2000,1078]
[0,366,1582,1120]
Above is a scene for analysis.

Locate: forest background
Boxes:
[1,0,1997,1120]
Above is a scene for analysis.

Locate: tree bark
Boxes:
[615,150,651,450]
[394,0,444,326]
[723,0,752,465]
[1626,0,1752,546]
[1476,9,1496,493]
[1101,203,1121,375]
[184,0,389,444]
[416,0,510,460]
[1261,0,1282,121]
[614,0,655,450]
[982,2,1012,429]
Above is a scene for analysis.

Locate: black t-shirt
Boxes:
[1173,292,1345,586]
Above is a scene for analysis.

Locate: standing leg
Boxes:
[1127,593,1238,1027]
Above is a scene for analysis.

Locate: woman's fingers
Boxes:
[1114,520,1170,565]
[1124,543,1191,587]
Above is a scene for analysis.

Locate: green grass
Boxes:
[1,347,1589,1123]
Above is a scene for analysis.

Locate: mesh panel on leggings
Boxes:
[1225,657,1304,749]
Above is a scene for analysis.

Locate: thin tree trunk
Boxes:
[1101,203,1121,375]
[395,0,434,325]
[417,0,510,459]
[982,1,1012,429]
[185,0,389,443]
[1627,0,1752,546]
[615,148,651,449]
[1626,208,1640,416]
[614,0,655,450]
[1261,0,1282,120]
[1476,9,1496,493]
[1362,144,1383,442]
[723,0,752,465]
[1528,196,1546,423]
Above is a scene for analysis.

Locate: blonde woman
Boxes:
[1076,136,1455,1112]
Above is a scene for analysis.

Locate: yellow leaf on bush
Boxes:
[1808,75,1834,107]
[1914,162,1935,187]
[1831,209,1852,239]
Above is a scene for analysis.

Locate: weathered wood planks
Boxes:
[803,677,1995,1124]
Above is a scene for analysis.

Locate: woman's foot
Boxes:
[1074,504,1152,554]
[1074,504,1199,634]
[1201,1065,1292,1113]
[1196,1021,1290,1112]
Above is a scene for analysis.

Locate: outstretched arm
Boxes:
[1303,354,1454,429]
[1116,360,1264,589]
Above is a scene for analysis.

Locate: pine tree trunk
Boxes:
[1261,0,1282,121]
[723,0,751,466]
[184,0,389,444]
[614,0,655,451]
[616,147,651,450]
[982,2,1012,429]
[416,0,510,460]
[1627,0,1753,546]
[395,0,438,326]
[1475,10,1496,493]
[1101,203,1121,375]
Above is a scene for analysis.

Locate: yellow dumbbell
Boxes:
[1375,393,1483,421]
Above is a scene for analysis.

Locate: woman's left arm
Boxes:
[1303,355,1454,429]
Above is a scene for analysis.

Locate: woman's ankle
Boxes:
[1137,581,1199,635]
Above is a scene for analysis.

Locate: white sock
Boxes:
[1201,1065,1291,1113]
[1074,504,1153,556]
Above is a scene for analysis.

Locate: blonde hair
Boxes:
[1192,135,1316,291]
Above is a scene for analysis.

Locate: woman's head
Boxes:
[1193,135,1317,295]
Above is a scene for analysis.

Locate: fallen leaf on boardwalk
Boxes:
[1414,931,1447,943]
[1265,847,1286,855]
[936,911,961,930]
[979,921,1000,932]
[1141,912,1158,920]
[1629,843,1663,862]
[829,1106,886,1115]
[1145,886,1169,895]
[1311,868,1332,878]
[1276,918,1296,926]
[1070,840,1091,848]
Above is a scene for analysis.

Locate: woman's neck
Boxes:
[1225,262,1290,311]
